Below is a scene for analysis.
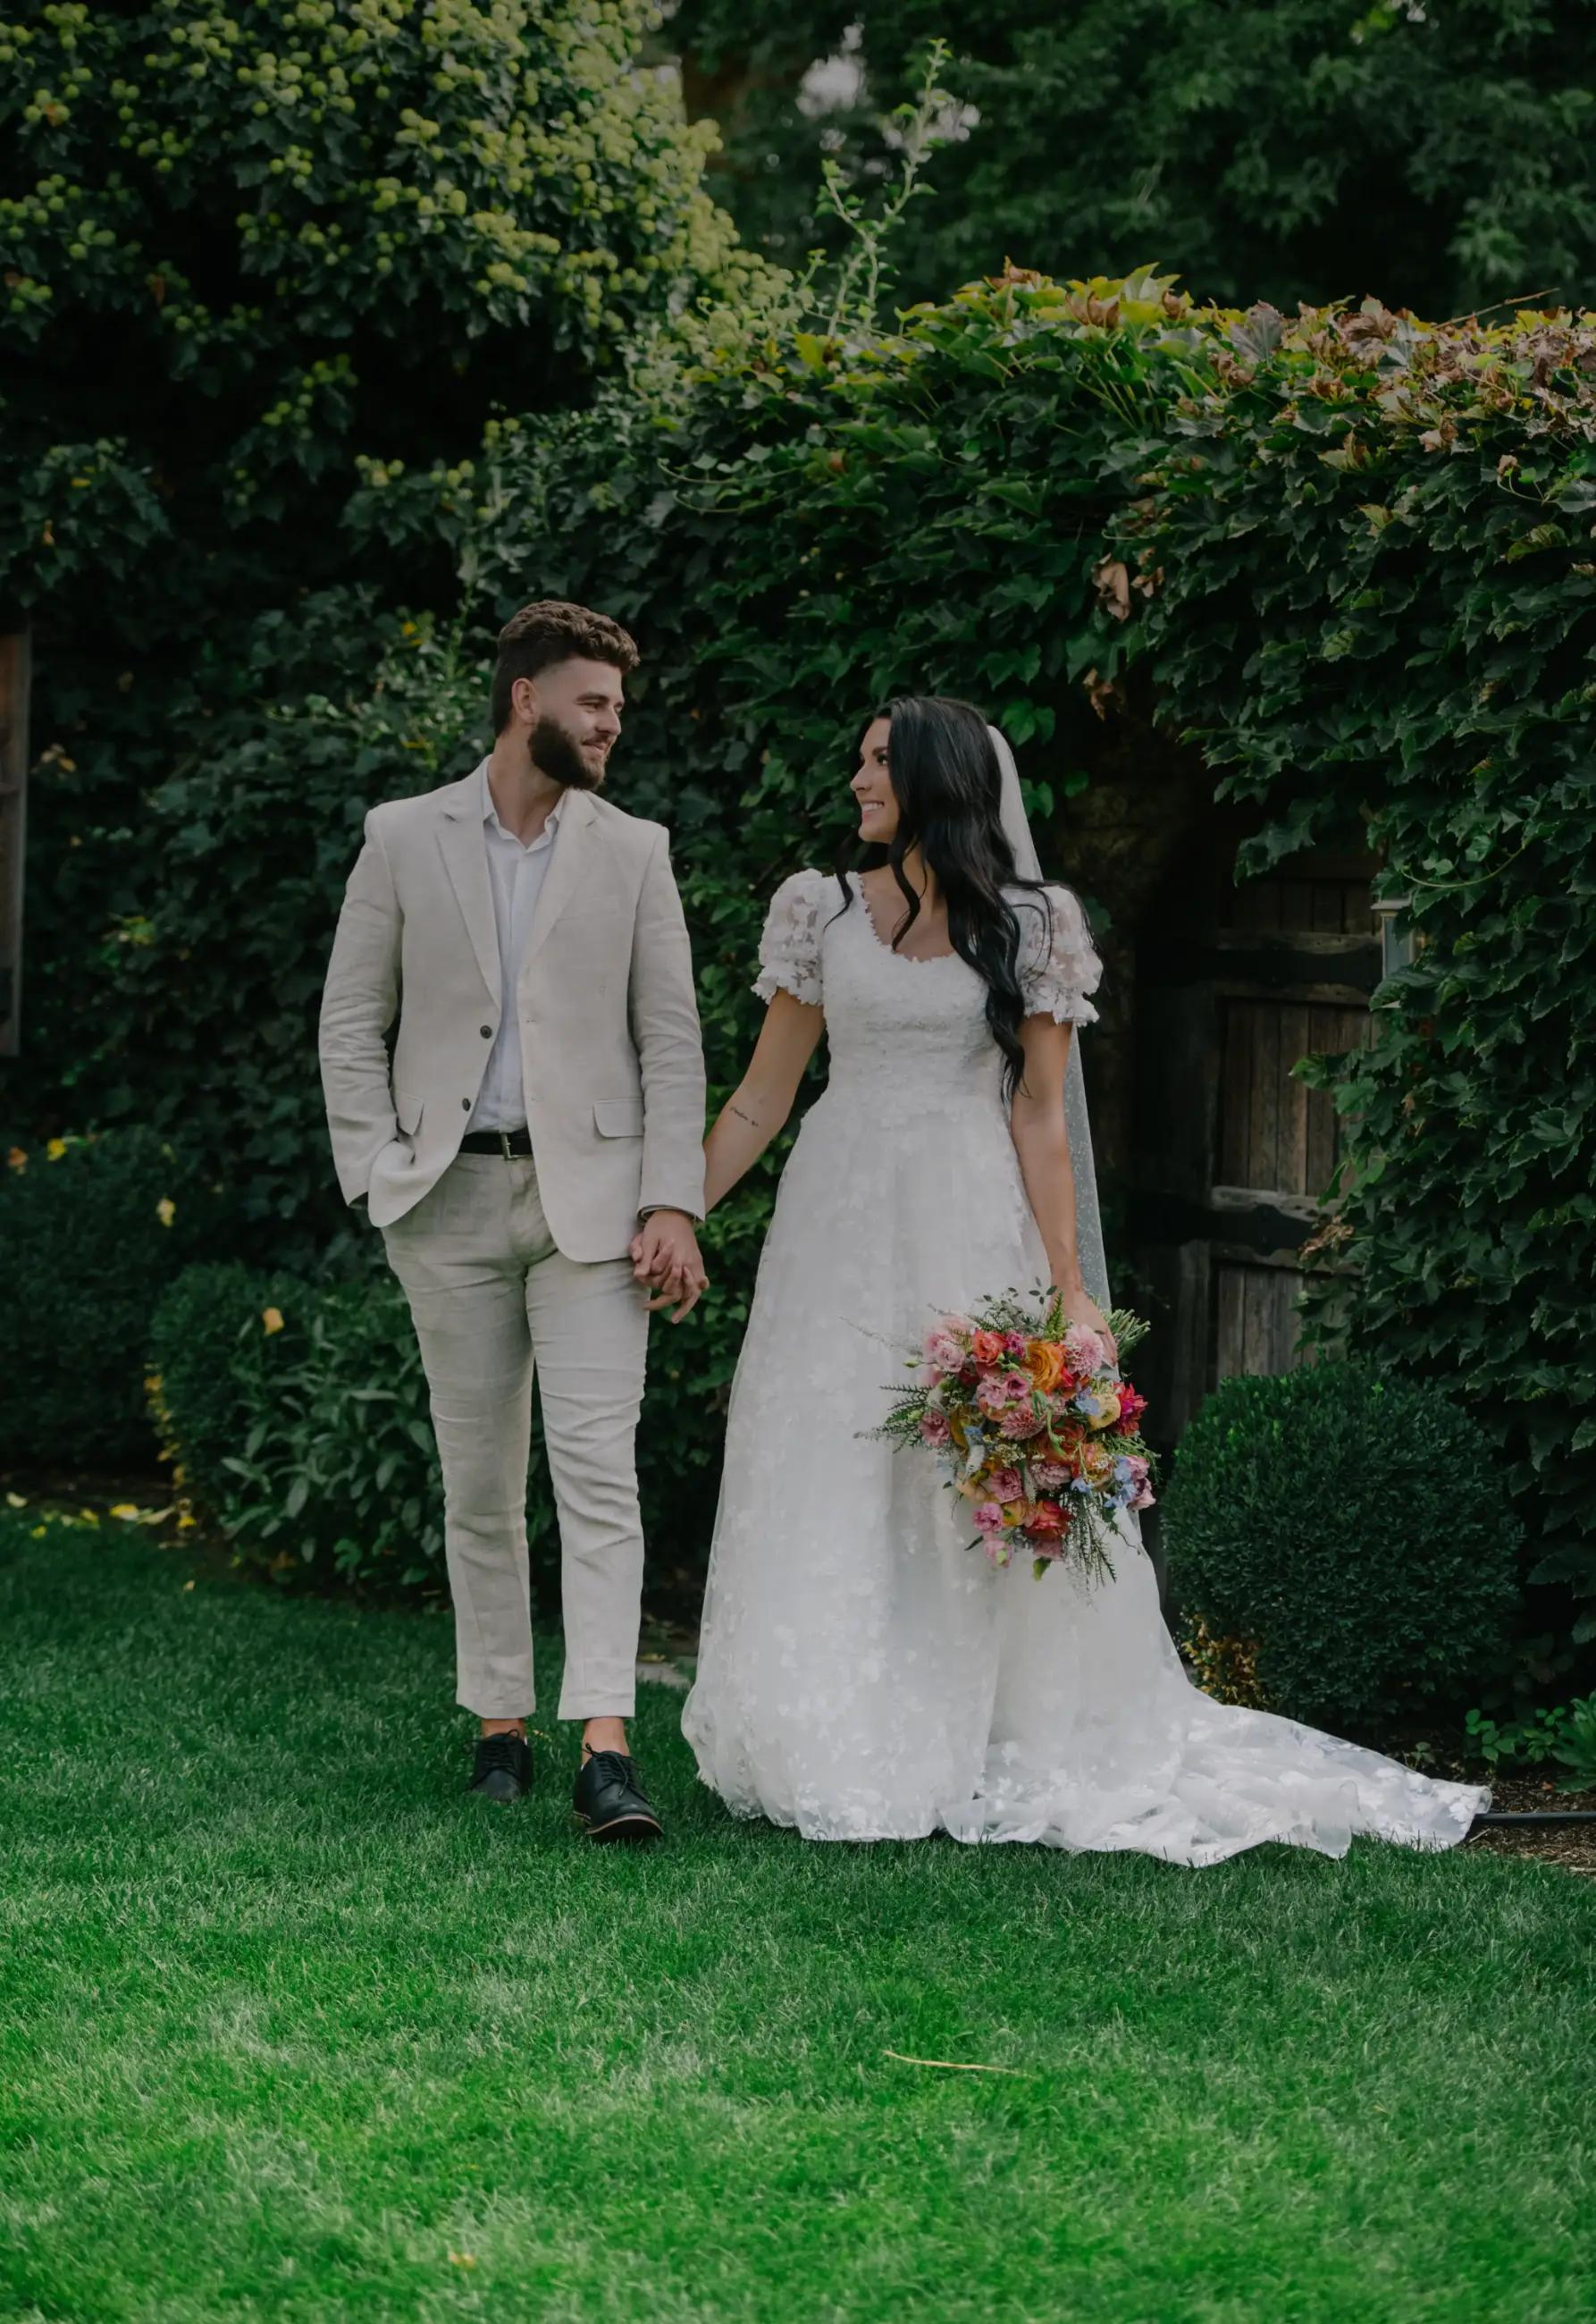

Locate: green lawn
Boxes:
[2,1512,1592,2324]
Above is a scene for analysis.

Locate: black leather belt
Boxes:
[458,1126,533,1156]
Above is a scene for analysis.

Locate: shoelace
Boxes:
[478,1732,526,1772]
[585,1749,644,1794]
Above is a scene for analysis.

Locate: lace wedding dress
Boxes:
[681,868,1489,1865]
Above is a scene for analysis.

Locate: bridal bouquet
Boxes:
[877,1291,1156,1582]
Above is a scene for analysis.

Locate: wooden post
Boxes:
[0,627,29,1056]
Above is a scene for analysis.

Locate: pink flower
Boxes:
[924,1327,967,1376]
[1000,1369,1032,1404]
[1000,1402,1045,1440]
[987,1466,1023,1504]
[1003,1332,1029,1359]
[983,1534,1013,1569]
[1130,1486,1156,1511]
[971,1500,1005,1533]
[1032,1459,1073,1491]
[976,1377,1011,1419]
[919,1409,953,1449]
[1063,1325,1105,1376]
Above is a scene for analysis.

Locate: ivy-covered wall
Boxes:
[7,265,1593,1653]
[1116,291,1596,1644]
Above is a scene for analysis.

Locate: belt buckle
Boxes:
[498,1129,513,1163]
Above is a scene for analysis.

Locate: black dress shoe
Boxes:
[574,1748,663,1843]
[469,1730,532,1803]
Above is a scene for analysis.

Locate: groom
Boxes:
[319,599,708,1840]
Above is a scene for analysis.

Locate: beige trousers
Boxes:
[380,1151,651,1721]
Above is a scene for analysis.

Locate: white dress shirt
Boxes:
[467,760,564,1133]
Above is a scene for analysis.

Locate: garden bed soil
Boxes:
[1460,1772,1596,1875]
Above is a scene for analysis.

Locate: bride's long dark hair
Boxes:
[832,694,1051,1099]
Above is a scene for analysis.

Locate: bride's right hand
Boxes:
[1055,1282,1117,1368]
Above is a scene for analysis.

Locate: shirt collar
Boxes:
[477,758,563,846]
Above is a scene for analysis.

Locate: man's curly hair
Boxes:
[490,600,639,732]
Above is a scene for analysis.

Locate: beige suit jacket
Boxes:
[318,770,706,1257]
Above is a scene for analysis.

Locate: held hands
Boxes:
[630,1209,710,1323]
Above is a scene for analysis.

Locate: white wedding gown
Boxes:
[682,870,1489,1865]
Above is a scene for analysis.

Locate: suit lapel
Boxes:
[522,787,599,976]
[436,768,500,1003]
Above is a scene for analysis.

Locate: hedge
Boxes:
[14,265,1596,1651]
[0,1129,226,1469]
[1163,1364,1522,1732]
[149,1259,716,1608]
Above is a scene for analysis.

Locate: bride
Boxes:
[674,695,1488,1863]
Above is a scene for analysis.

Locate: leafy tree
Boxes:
[0,0,764,1109]
[669,0,1596,316]
[0,0,754,625]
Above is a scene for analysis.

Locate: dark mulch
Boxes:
[1462,1772,1596,1876]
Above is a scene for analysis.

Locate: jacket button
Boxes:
[461,1099,471,1111]
[480,1025,492,1038]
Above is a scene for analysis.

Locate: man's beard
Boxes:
[530,713,604,792]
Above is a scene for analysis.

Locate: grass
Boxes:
[2,1511,1593,2324]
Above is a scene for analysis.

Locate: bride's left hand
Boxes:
[1056,1283,1117,1368]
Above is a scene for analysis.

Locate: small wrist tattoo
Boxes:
[729,1103,760,1129]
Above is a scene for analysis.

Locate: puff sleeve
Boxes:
[753,869,827,1008]
[1017,884,1102,1026]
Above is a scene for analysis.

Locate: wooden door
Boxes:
[1130,837,1378,1440]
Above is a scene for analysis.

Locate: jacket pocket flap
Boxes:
[593,1099,644,1140]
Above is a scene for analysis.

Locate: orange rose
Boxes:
[970,1330,1006,1368]
[1023,1339,1067,1394]
[1080,1438,1115,1486]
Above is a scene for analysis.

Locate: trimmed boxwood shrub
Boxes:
[0,1129,226,1469]
[149,1262,558,1599]
[1163,1362,1521,1732]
